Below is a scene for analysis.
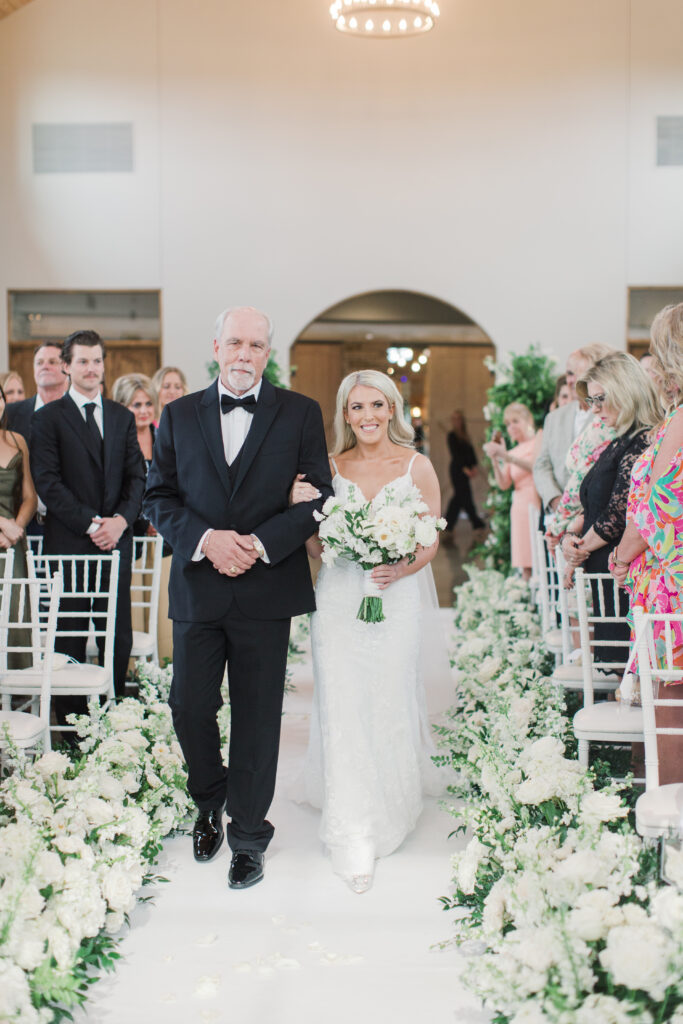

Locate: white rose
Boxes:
[101,866,136,913]
[414,519,437,547]
[599,924,672,999]
[575,994,653,1024]
[510,1005,550,1024]
[567,890,622,942]
[579,790,628,827]
[35,750,71,778]
[651,888,683,933]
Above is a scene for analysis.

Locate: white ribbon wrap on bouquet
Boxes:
[362,569,383,599]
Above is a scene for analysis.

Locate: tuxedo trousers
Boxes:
[170,603,291,853]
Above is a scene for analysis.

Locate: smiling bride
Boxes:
[290,370,448,894]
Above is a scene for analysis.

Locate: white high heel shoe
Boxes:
[348,873,373,894]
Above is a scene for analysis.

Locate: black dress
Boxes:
[445,434,485,531]
[579,428,650,665]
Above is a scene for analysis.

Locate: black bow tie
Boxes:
[221,393,257,414]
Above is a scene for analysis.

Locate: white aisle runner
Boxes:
[77,649,486,1024]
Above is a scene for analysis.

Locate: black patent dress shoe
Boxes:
[228,850,264,889]
[193,808,224,862]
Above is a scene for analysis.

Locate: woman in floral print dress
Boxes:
[610,303,683,783]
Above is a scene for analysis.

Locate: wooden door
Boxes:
[428,343,495,507]
[290,342,344,450]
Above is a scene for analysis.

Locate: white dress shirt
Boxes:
[68,386,106,535]
[69,384,103,435]
[192,378,268,563]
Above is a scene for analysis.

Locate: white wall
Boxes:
[0,0,681,387]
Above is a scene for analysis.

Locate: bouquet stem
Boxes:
[358,570,385,624]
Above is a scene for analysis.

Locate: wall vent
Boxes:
[657,116,683,166]
[32,122,133,173]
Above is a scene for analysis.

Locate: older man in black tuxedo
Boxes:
[144,306,331,889]
[30,330,146,714]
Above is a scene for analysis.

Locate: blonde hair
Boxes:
[503,402,535,428]
[152,366,188,400]
[112,373,159,419]
[576,352,661,435]
[649,303,683,414]
[332,370,414,455]
[0,371,24,397]
[575,342,616,367]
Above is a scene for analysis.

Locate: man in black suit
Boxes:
[30,330,146,713]
[144,306,331,889]
[7,341,68,442]
[7,342,69,535]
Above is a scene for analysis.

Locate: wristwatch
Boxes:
[251,534,266,560]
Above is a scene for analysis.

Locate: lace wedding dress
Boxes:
[298,456,447,888]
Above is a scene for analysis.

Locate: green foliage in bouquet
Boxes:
[206,351,288,388]
[475,345,557,572]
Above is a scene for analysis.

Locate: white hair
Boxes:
[213,306,274,346]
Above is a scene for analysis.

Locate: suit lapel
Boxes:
[102,400,116,478]
[231,378,280,498]
[62,394,104,468]
[198,382,233,502]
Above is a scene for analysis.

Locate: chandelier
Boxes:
[329,0,440,37]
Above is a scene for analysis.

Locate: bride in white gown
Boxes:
[291,370,447,894]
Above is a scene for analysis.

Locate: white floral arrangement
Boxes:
[313,483,446,622]
[441,566,683,1023]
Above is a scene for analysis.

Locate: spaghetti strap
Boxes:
[407,452,419,474]
[329,456,339,476]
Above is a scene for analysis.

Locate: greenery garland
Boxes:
[441,567,683,1023]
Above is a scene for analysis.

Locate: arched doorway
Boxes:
[290,290,495,509]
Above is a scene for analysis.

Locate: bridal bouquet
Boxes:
[313,483,446,623]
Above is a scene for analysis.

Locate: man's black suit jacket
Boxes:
[30,394,146,554]
[143,378,332,623]
[6,396,37,442]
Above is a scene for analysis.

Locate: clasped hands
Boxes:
[0,516,24,550]
[483,440,507,461]
[204,530,258,577]
[90,516,127,552]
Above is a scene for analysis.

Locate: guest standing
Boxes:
[561,354,661,663]
[533,344,614,517]
[610,304,683,784]
[112,373,160,539]
[30,330,146,715]
[0,372,26,404]
[443,410,485,539]
[484,402,540,578]
[152,366,188,415]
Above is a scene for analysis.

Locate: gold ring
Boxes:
[229,565,238,575]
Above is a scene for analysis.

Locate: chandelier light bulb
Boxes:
[411,362,421,372]
[331,0,439,36]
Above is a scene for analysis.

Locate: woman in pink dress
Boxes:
[484,402,541,578]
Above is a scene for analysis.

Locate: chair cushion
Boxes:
[573,701,643,740]
[131,630,154,657]
[0,710,45,745]
[636,784,683,838]
[551,663,620,691]
[0,663,111,693]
